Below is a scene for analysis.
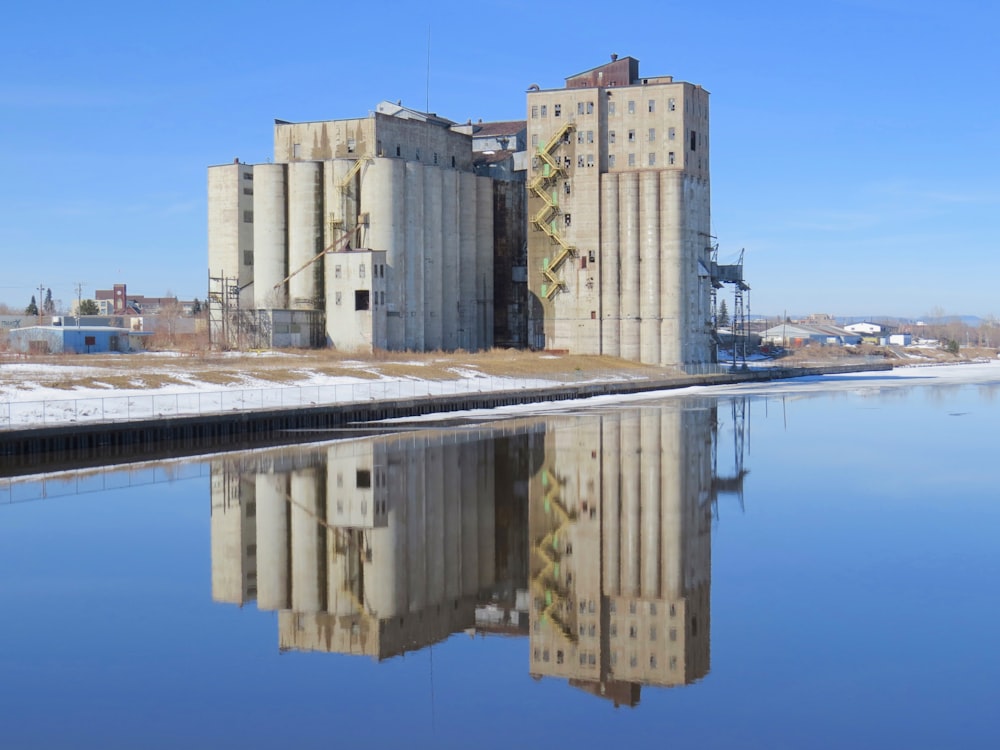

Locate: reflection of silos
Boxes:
[477,436,496,590]
[660,171,684,366]
[458,172,478,351]
[363,158,406,348]
[639,172,661,364]
[619,173,640,360]
[423,168,444,350]
[288,161,323,309]
[601,413,621,594]
[599,174,621,358]
[621,413,641,597]
[368,492,404,618]
[441,169,460,350]
[406,438,427,612]
[404,162,426,350]
[442,440,462,601]
[425,440,445,606]
[640,411,661,598]
[291,468,323,613]
[253,164,287,309]
[660,408,684,595]
[255,471,289,610]
[460,442,480,595]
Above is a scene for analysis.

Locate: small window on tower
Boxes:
[668,97,676,111]
[577,102,585,115]
[354,290,370,311]
[243,250,253,266]
[586,102,594,114]
[554,104,561,117]
[359,264,366,278]
[669,151,676,165]
[347,138,356,154]
[627,100,635,114]
[564,213,572,227]
[608,101,616,115]
[540,104,547,117]
[609,130,616,144]
[335,265,342,279]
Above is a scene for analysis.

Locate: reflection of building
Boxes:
[527,405,718,706]
[210,426,541,660]
[210,401,745,704]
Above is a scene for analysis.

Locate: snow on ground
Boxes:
[381,360,1000,425]
[2,359,998,430]
[0,361,621,429]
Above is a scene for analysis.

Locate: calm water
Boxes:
[2,373,999,749]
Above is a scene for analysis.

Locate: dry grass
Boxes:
[5,343,994,395]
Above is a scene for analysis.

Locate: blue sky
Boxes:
[1,0,997,319]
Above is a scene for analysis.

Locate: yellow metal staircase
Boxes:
[530,123,577,300]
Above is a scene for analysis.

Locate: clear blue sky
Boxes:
[1,0,997,319]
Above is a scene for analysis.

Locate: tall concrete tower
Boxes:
[526,56,714,367]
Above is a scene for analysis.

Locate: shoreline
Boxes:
[0,362,891,474]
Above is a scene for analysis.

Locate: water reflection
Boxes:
[210,399,747,706]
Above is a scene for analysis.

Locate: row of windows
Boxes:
[608,152,676,168]
[333,263,386,280]
[610,127,675,144]
[530,648,680,672]
[607,624,679,641]
[333,289,386,310]
[333,469,386,489]
[533,128,695,153]
[331,498,387,516]
[292,142,457,169]
[531,97,677,119]
[610,652,679,670]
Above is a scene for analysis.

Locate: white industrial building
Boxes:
[525,56,716,367]
[209,56,730,365]
[208,102,510,352]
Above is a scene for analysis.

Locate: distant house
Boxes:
[761,323,862,347]
[8,325,152,354]
[888,333,912,346]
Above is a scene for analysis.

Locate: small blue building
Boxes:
[7,325,152,354]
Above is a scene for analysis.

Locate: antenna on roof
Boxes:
[426,26,431,113]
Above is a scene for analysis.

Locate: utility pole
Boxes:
[75,283,83,328]
[37,283,45,325]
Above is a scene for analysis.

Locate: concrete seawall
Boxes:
[0,362,890,474]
